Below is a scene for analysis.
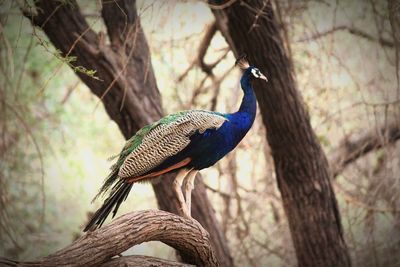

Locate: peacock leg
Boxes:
[184,170,198,217]
[173,168,191,217]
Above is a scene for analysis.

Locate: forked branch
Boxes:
[329,120,400,177]
[297,25,394,48]
[1,210,218,267]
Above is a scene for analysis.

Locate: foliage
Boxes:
[0,2,122,258]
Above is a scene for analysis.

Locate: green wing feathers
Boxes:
[93,111,192,200]
[118,110,227,178]
[93,110,226,200]
[86,111,226,231]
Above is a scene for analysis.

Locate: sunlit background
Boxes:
[0,0,399,266]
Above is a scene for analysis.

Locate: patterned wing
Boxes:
[118,110,227,179]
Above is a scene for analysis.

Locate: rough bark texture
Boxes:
[100,256,194,267]
[0,211,217,267]
[329,121,400,177]
[210,1,351,266]
[24,0,232,266]
[388,0,400,50]
[388,0,400,97]
[0,257,194,267]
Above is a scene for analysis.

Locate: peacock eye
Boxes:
[251,68,259,77]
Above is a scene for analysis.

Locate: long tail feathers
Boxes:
[84,180,133,232]
[92,167,119,203]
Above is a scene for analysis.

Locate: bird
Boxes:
[84,56,267,232]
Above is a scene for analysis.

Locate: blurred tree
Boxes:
[388,0,400,91]
[22,0,232,266]
[210,1,351,266]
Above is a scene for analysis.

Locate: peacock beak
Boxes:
[260,73,268,82]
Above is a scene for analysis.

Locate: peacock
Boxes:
[84,57,267,231]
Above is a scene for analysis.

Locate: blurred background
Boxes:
[0,0,399,266]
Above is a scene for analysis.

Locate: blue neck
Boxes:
[238,70,257,116]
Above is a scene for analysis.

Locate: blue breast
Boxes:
[187,70,257,170]
[187,111,255,170]
[147,68,257,173]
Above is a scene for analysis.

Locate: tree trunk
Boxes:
[25,1,232,266]
[210,1,351,266]
[388,0,400,102]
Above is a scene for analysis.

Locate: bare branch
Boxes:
[329,121,400,177]
[178,22,219,82]
[209,65,235,111]
[198,22,218,75]
[60,81,80,104]
[100,255,195,267]
[297,25,395,48]
[204,183,232,199]
[101,0,131,48]
[2,210,218,267]
[207,0,238,10]
[24,0,162,133]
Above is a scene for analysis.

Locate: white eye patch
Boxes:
[251,68,261,78]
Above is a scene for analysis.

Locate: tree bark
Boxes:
[100,256,194,267]
[0,210,216,267]
[210,1,351,266]
[388,0,400,99]
[388,0,400,46]
[24,1,232,266]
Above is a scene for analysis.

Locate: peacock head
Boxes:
[235,55,268,82]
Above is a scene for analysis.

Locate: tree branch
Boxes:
[197,22,218,75]
[329,121,400,177]
[178,22,229,82]
[100,255,194,267]
[1,210,218,267]
[23,0,162,134]
[297,25,395,48]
